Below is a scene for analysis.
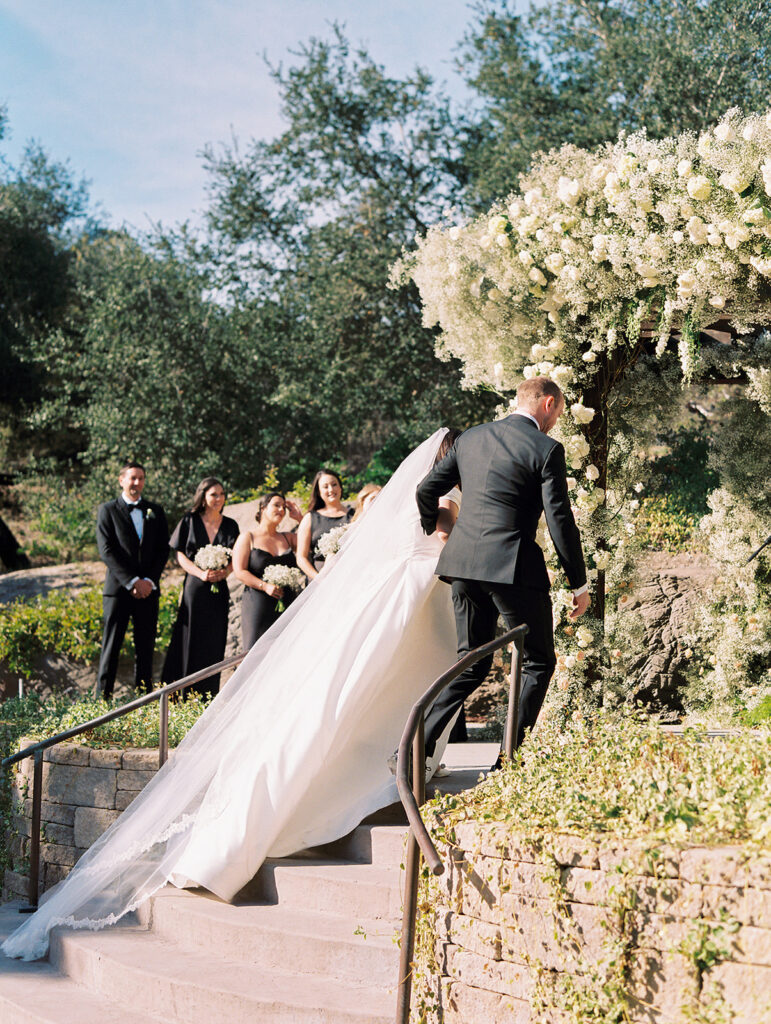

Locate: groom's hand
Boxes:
[569,590,590,620]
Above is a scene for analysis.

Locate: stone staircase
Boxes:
[0,757,491,1024]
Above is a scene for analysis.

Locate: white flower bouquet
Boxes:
[261,564,306,612]
[316,524,350,560]
[194,544,232,593]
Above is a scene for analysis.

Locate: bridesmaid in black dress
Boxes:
[161,478,240,699]
[231,492,303,651]
[295,469,354,580]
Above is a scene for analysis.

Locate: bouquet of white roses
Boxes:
[316,524,350,560]
[261,564,306,612]
[194,544,232,593]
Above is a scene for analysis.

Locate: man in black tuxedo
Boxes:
[95,461,169,698]
[416,376,589,755]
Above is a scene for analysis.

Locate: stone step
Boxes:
[0,904,167,1024]
[297,823,409,866]
[49,922,394,1024]
[246,859,404,921]
[139,888,399,986]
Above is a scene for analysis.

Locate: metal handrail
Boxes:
[2,652,246,911]
[394,623,528,1024]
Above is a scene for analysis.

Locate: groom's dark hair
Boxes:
[516,376,563,406]
[119,460,146,476]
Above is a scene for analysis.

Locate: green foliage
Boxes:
[426,710,770,845]
[0,584,181,679]
[741,695,771,725]
[17,477,101,563]
[460,0,771,207]
[633,495,702,551]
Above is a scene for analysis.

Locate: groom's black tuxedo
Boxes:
[96,497,169,697]
[416,414,586,752]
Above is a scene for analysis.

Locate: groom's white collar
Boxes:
[510,410,540,431]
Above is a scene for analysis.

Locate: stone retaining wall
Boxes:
[419,821,771,1024]
[2,739,159,902]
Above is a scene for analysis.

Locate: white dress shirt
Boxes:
[120,494,155,592]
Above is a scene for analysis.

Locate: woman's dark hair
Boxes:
[307,469,344,513]
[255,491,285,523]
[190,477,225,514]
[434,428,461,465]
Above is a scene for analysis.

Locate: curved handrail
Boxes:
[395,623,528,874]
[394,622,528,1024]
[2,653,246,769]
[2,651,246,911]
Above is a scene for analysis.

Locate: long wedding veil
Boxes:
[2,428,448,961]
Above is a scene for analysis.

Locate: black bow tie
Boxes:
[126,502,141,510]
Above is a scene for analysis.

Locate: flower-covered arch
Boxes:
[396,108,771,710]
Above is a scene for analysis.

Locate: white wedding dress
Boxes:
[3,429,459,961]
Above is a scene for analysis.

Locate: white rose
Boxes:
[528,267,548,287]
[545,252,566,274]
[449,226,461,241]
[676,269,698,299]
[585,464,600,481]
[479,235,492,249]
[524,188,543,208]
[672,230,685,244]
[523,365,538,379]
[530,343,551,360]
[743,206,767,225]
[686,216,708,245]
[719,170,752,194]
[576,625,594,647]
[616,154,637,180]
[551,365,575,390]
[488,214,507,235]
[697,135,712,159]
[677,159,693,178]
[564,655,577,669]
[496,233,511,248]
[604,171,620,191]
[566,477,577,491]
[594,550,612,571]
[582,350,598,362]
[570,403,595,424]
[760,160,771,197]
[646,158,662,174]
[493,362,504,381]
[507,200,523,220]
[537,361,555,376]
[557,176,581,205]
[687,175,712,201]
[518,250,534,266]
[714,123,735,142]
[742,123,756,141]
[709,296,726,309]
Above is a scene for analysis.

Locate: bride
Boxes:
[3,429,462,961]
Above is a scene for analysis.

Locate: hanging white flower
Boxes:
[571,402,595,424]
[585,464,600,481]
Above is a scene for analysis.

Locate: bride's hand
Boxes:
[263,583,284,599]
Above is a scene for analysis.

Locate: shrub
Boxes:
[0,583,182,678]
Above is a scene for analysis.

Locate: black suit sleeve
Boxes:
[541,442,587,590]
[416,448,461,535]
[96,504,136,589]
[147,505,170,585]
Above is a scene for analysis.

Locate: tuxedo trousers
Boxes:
[423,579,556,756]
[96,590,159,698]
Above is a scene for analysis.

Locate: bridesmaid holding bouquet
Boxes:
[161,478,240,698]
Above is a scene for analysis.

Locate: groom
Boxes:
[416,376,589,755]
[95,461,169,698]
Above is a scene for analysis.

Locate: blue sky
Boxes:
[0,1,526,230]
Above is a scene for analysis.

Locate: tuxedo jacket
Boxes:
[96,498,170,597]
[416,415,586,592]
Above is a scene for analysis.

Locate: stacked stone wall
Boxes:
[424,822,771,1024]
[2,740,158,901]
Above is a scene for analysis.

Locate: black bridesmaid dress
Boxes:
[162,512,240,699]
[309,507,355,571]
[241,546,299,651]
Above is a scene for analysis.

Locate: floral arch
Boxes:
[397,107,771,711]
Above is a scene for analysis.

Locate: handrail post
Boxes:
[20,749,43,913]
[503,632,524,760]
[396,715,426,1024]
[159,692,169,768]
